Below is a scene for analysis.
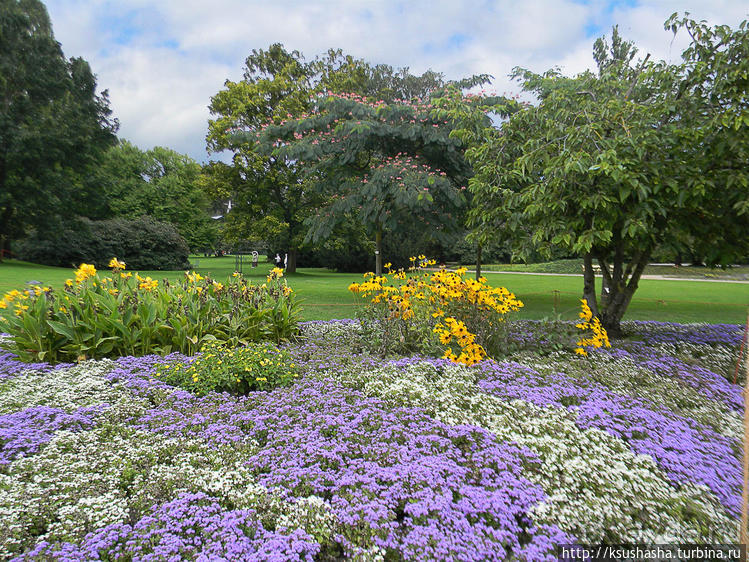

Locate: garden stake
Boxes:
[742,308,749,546]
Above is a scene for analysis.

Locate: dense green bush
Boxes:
[0,263,299,363]
[15,216,190,270]
[156,340,299,396]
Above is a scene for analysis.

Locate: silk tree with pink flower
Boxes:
[254,88,483,275]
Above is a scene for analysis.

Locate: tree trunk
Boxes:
[582,253,599,317]
[475,243,482,281]
[375,226,383,277]
[598,250,650,337]
[286,248,297,273]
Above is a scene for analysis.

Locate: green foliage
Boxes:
[258,92,472,275]
[205,44,322,273]
[0,0,117,251]
[155,340,299,396]
[98,141,219,252]
[438,21,749,334]
[16,216,190,270]
[0,264,300,363]
[210,44,475,275]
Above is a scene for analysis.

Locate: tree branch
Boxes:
[624,53,651,100]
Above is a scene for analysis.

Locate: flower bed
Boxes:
[0,320,743,559]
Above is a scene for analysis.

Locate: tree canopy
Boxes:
[207,44,471,273]
[98,140,219,252]
[206,44,323,272]
[257,91,471,275]
[0,0,117,257]
[441,20,748,335]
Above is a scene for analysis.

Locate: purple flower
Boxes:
[0,405,103,465]
[17,492,321,561]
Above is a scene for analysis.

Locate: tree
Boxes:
[448,23,748,336]
[207,44,470,274]
[433,87,522,278]
[663,14,749,265]
[257,91,472,276]
[98,140,218,252]
[206,44,321,273]
[0,0,117,258]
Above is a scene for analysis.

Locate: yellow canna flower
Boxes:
[108,257,126,270]
[74,263,97,283]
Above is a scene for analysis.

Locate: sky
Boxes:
[44,0,747,164]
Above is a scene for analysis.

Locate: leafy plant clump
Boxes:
[156,340,299,396]
[349,257,524,364]
[0,261,299,363]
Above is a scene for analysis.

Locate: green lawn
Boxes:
[1,257,747,324]
[481,258,749,280]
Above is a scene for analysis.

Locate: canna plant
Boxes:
[0,261,300,363]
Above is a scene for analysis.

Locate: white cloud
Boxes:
[42,0,748,163]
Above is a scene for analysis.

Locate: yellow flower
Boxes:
[108,257,126,270]
[266,267,284,283]
[0,300,6,310]
[59,305,67,313]
[74,263,97,283]
[65,279,74,288]
[138,277,158,291]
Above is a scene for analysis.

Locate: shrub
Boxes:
[349,257,523,364]
[0,262,299,363]
[156,341,298,396]
[15,216,190,270]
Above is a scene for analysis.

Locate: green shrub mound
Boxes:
[16,216,190,270]
[157,341,299,396]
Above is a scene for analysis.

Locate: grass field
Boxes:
[482,258,749,280]
[1,257,747,324]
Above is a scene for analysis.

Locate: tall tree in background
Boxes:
[206,44,467,273]
[206,44,319,273]
[98,140,219,252]
[0,0,117,259]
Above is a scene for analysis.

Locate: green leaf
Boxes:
[47,320,76,341]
